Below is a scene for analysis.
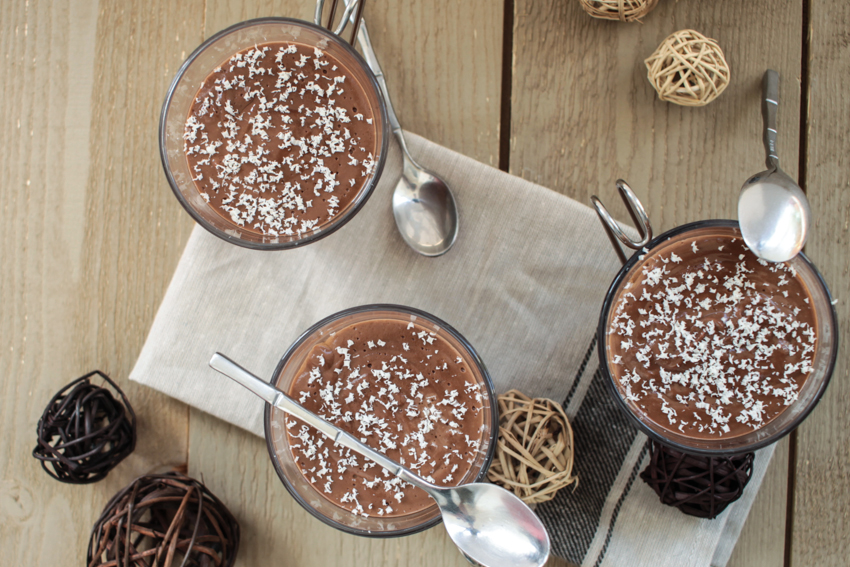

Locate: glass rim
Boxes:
[263,303,499,537]
[597,219,839,456]
[159,17,390,251]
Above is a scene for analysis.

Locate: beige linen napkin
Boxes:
[131,133,772,567]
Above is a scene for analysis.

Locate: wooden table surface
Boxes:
[2,0,847,565]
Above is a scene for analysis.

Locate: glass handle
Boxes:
[591,179,654,263]
[314,0,365,44]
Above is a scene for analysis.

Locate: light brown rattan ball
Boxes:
[645,29,731,107]
[487,390,577,504]
[579,0,660,22]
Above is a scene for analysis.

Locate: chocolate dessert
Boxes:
[183,42,377,238]
[283,319,486,518]
[607,227,817,440]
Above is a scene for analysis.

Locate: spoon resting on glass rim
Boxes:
[209,352,550,567]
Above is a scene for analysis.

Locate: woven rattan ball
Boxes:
[640,440,754,519]
[33,370,136,484]
[88,472,240,567]
[487,390,577,504]
[579,0,660,22]
[645,29,730,106]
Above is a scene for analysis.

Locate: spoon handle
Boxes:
[354,22,398,133]
[352,19,419,165]
[762,69,780,170]
[209,353,436,492]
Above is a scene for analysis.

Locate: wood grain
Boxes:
[187,1,504,565]
[510,1,803,564]
[356,0,503,166]
[0,0,203,562]
[790,0,850,564]
[727,439,790,567]
[4,0,848,565]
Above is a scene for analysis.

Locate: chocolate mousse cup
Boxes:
[160,18,389,250]
[264,305,498,537]
[598,220,838,456]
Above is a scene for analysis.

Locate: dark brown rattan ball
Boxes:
[640,440,754,519]
[88,472,240,567]
[33,370,136,484]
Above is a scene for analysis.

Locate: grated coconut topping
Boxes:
[608,234,817,438]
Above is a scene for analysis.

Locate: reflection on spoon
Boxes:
[738,70,811,262]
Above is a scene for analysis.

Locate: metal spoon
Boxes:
[738,70,811,262]
[209,353,549,567]
[353,19,459,256]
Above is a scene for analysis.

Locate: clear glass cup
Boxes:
[159,18,389,250]
[264,304,498,537]
[598,221,839,456]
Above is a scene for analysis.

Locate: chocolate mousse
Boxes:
[606,227,817,440]
[184,42,377,238]
[284,319,486,517]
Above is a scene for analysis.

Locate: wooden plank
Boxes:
[0,0,204,563]
[790,0,850,564]
[510,0,802,220]
[510,1,803,564]
[75,0,206,470]
[727,438,790,567]
[187,0,504,565]
[356,0,504,166]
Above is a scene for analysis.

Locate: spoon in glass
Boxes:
[209,352,549,567]
[738,69,811,262]
[353,19,459,256]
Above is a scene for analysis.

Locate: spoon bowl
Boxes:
[739,167,811,262]
[738,70,811,262]
[439,483,550,567]
[392,159,460,256]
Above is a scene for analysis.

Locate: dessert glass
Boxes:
[159,18,389,250]
[594,186,838,456]
[263,304,498,537]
